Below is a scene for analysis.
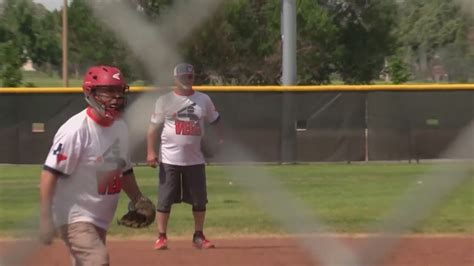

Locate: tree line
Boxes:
[0,0,472,87]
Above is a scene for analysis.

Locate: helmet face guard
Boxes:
[85,86,129,119]
[82,66,129,120]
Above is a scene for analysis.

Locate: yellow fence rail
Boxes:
[1,84,474,94]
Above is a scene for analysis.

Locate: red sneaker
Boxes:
[154,236,168,250]
[193,233,215,249]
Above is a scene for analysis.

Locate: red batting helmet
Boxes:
[82,65,129,120]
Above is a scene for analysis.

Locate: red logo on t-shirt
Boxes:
[175,120,201,136]
[53,143,68,163]
[56,153,68,163]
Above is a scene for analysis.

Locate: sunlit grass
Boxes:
[0,163,472,238]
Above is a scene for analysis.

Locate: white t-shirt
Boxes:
[44,108,133,230]
[150,91,219,166]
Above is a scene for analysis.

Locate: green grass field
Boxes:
[0,163,472,238]
[21,71,83,87]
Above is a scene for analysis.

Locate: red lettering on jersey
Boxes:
[175,120,201,136]
[175,120,184,134]
[107,176,122,194]
[97,180,107,195]
[97,170,123,195]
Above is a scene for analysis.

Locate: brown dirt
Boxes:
[0,235,473,266]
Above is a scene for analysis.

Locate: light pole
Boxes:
[280,0,297,163]
[62,0,68,87]
[281,0,296,85]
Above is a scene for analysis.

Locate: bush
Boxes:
[388,54,410,84]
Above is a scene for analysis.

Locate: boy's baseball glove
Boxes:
[118,196,155,228]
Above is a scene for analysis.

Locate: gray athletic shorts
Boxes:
[157,163,208,212]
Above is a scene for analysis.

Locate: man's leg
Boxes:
[154,163,181,250]
[183,164,215,249]
[154,210,170,250]
[59,222,108,266]
[193,210,205,232]
[191,209,214,249]
[157,211,170,234]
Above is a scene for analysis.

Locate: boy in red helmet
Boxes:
[39,65,151,265]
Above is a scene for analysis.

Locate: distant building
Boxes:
[22,59,36,72]
[430,55,447,82]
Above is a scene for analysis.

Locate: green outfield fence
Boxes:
[1,85,473,164]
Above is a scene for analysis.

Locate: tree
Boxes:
[30,11,62,75]
[180,0,341,85]
[8,0,470,86]
[0,40,23,87]
[317,0,398,84]
[0,0,30,87]
[387,52,410,84]
[182,0,282,85]
[182,0,398,85]
[297,0,342,84]
[131,0,174,19]
[0,0,61,86]
[68,0,136,80]
[397,0,473,82]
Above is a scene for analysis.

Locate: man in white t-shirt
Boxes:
[147,63,223,250]
[39,65,151,265]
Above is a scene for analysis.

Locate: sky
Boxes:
[32,0,70,11]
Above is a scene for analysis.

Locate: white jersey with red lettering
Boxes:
[150,90,219,166]
[44,107,133,230]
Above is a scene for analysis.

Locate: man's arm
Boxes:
[39,169,58,245]
[209,116,224,144]
[212,119,224,144]
[146,123,162,168]
[121,171,143,203]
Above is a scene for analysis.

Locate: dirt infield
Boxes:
[1,235,473,266]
